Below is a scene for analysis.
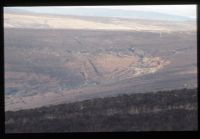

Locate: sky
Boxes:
[102,5,197,18]
[5,5,197,19]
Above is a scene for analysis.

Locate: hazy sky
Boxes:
[6,5,196,18]
[101,5,197,18]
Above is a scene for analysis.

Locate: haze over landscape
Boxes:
[4,5,197,132]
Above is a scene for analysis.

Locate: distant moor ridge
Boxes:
[4,12,196,32]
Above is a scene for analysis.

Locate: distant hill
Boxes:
[4,10,196,32]
[4,7,193,22]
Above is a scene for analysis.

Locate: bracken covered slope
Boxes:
[5,88,197,132]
